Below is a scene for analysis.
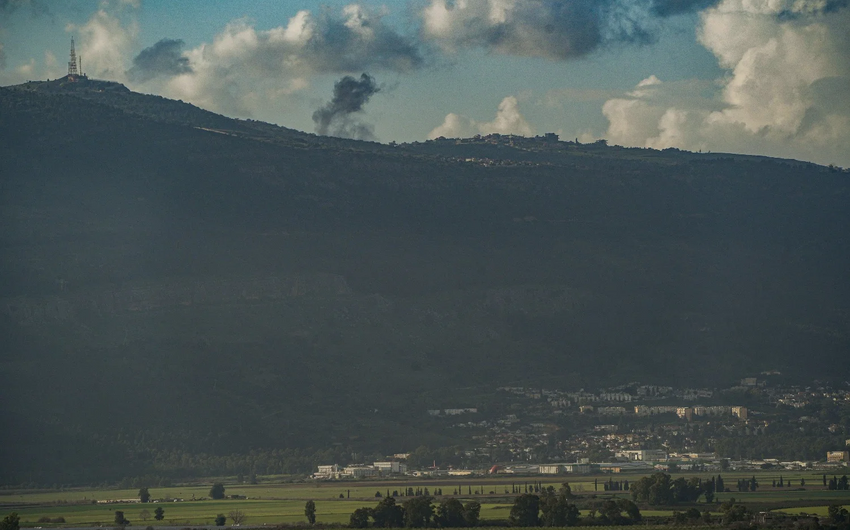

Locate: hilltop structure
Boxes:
[66,37,87,82]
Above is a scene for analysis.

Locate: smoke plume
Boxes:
[312,73,381,140]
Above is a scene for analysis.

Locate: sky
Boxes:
[1,0,848,166]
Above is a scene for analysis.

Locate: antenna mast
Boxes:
[68,37,79,77]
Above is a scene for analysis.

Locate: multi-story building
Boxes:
[344,465,379,478]
[374,461,408,474]
[314,464,343,479]
[617,449,668,462]
[827,450,850,463]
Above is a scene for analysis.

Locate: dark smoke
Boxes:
[312,74,381,141]
[127,39,192,83]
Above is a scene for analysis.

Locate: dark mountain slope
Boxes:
[0,81,849,484]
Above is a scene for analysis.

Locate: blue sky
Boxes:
[1,0,848,166]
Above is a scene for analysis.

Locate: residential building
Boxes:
[827,450,850,463]
[732,406,748,420]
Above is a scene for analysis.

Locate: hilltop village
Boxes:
[315,377,850,480]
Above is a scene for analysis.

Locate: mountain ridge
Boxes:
[1,78,848,484]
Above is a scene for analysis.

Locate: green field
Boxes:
[2,472,847,527]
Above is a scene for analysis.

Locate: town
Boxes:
[313,376,850,480]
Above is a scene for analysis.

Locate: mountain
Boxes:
[1,77,849,484]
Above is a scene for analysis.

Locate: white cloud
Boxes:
[429,112,479,138]
[138,5,421,119]
[429,96,534,138]
[67,8,138,81]
[600,1,850,166]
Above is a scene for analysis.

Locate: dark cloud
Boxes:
[127,39,192,82]
[312,73,380,140]
[775,0,850,19]
[0,43,6,70]
[422,0,664,61]
[0,0,50,18]
[650,0,720,16]
[303,7,424,73]
[422,0,847,61]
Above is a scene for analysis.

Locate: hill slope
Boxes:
[1,78,849,484]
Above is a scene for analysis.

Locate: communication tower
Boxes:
[68,37,79,79]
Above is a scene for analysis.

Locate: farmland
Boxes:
[3,471,848,527]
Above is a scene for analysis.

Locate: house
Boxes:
[827,450,850,463]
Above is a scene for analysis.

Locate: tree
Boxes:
[403,496,433,528]
[154,507,165,521]
[215,514,227,527]
[229,510,248,525]
[139,487,151,503]
[139,509,151,522]
[828,504,849,523]
[540,494,579,527]
[509,494,539,527]
[435,499,465,528]
[462,501,480,527]
[305,500,317,525]
[114,511,129,526]
[1,513,20,530]
[210,482,226,500]
[350,508,372,529]
[372,497,405,528]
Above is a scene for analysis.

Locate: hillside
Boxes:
[1,78,849,484]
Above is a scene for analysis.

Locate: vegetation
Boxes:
[209,483,226,500]
[1,80,849,485]
[305,500,317,525]
[0,513,19,530]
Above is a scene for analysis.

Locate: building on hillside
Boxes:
[676,407,694,421]
[634,405,678,416]
[617,449,668,462]
[314,464,343,479]
[826,450,850,463]
[444,408,478,415]
[344,465,379,478]
[732,406,748,420]
[374,461,408,474]
[539,463,593,474]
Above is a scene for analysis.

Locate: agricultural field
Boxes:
[2,471,847,527]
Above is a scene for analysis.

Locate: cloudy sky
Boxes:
[1,0,848,166]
